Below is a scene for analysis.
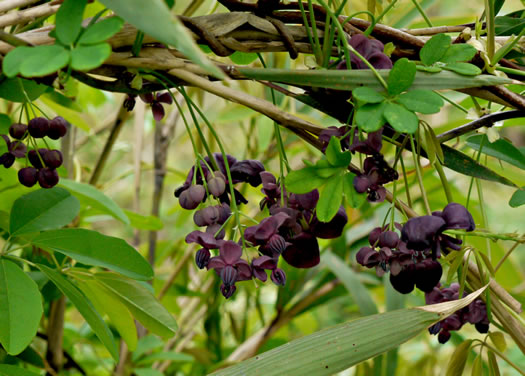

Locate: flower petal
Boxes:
[219,240,242,264]
[281,232,320,268]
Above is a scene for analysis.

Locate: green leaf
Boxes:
[94,272,178,338]
[37,264,119,361]
[20,46,70,78]
[416,65,443,73]
[76,277,138,351]
[58,179,129,224]
[355,102,386,132]
[135,351,194,366]
[442,145,517,187]
[78,17,124,45]
[322,252,378,315]
[70,43,112,71]
[285,167,326,194]
[9,187,80,237]
[124,210,163,230]
[134,369,164,376]
[98,0,224,78]
[397,90,444,114]
[210,287,486,376]
[229,51,258,65]
[466,134,525,170]
[387,58,416,95]
[488,331,507,352]
[420,34,451,65]
[440,44,477,63]
[0,78,49,103]
[0,259,43,355]
[471,355,482,376]
[509,187,525,207]
[314,158,344,178]
[316,174,343,222]
[352,87,385,103]
[4,46,70,78]
[445,340,472,376]
[0,364,41,376]
[442,62,481,76]
[55,0,88,44]
[495,16,525,35]
[325,137,351,167]
[238,68,513,91]
[383,102,419,134]
[32,228,153,280]
[343,172,365,208]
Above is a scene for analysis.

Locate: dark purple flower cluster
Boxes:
[337,34,393,70]
[356,203,475,294]
[139,92,173,121]
[1,116,67,188]
[426,283,489,343]
[177,153,348,299]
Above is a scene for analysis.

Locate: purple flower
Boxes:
[140,92,173,121]
[281,232,320,268]
[185,230,223,249]
[251,255,277,282]
[244,212,291,256]
[1,135,27,168]
[337,34,393,70]
[230,159,265,187]
[310,206,348,239]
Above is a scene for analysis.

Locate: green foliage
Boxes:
[55,0,88,45]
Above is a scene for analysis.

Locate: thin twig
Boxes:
[0,1,60,28]
[0,0,41,13]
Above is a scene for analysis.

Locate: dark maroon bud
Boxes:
[311,206,348,239]
[206,223,225,240]
[475,322,489,334]
[356,246,380,267]
[151,102,165,121]
[437,330,451,344]
[220,283,236,299]
[195,248,210,269]
[179,190,199,210]
[428,323,441,335]
[281,232,320,268]
[188,185,205,203]
[442,203,475,231]
[368,227,382,246]
[271,268,286,286]
[207,176,226,197]
[353,175,370,193]
[217,203,231,224]
[193,209,206,227]
[123,95,136,112]
[9,123,27,140]
[378,231,399,248]
[18,167,38,187]
[28,117,49,138]
[28,149,48,169]
[38,168,59,188]
[389,267,415,294]
[43,149,63,169]
[156,92,173,104]
[201,206,220,225]
[415,260,442,293]
[0,152,15,168]
[220,265,238,286]
[48,116,68,140]
[401,215,446,251]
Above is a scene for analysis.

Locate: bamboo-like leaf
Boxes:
[238,68,513,91]
[445,340,473,376]
[487,350,501,376]
[489,332,507,352]
[211,287,487,376]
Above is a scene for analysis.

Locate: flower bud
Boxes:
[9,123,27,140]
[271,268,286,286]
[195,248,210,269]
[207,176,226,197]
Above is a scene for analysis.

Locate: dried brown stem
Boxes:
[0,0,41,13]
[0,1,60,28]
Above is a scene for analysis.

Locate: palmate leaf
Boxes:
[211,286,487,376]
[238,68,513,91]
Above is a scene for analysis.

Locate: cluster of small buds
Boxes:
[426,283,489,343]
[1,116,67,188]
[176,152,349,299]
[356,203,475,295]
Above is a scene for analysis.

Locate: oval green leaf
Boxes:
[19,45,70,78]
[59,179,130,224]
[55,0,88,45]
[325,137,351,167]
[0,259,43,355]
[9,187,80,237]
[71,43,112,71]
[0,78,49,103]
[442,62,481,76]
[356,102,387,132]
[466,134,525,170]
[285,166,326,194]
[397,90,444,114]
[509,187,525,207]
[440,44,477,63]
[445,340,472,376]
[37,264,119,361]
[32,228,153,280]
[387,58,416,96]
[384,102,419,134]
[78,17,124,45]
[94,272,178,338]
[420,34,451,66]
[316,174,343,222]
[352,87,385,104]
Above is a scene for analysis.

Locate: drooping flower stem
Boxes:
[434,161,453,204]
[409,134,431,215]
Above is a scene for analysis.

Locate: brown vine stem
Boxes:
[167,68,324,137]
[46,296,66,374]
[0,0,40,13]
[0,1,60,28]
